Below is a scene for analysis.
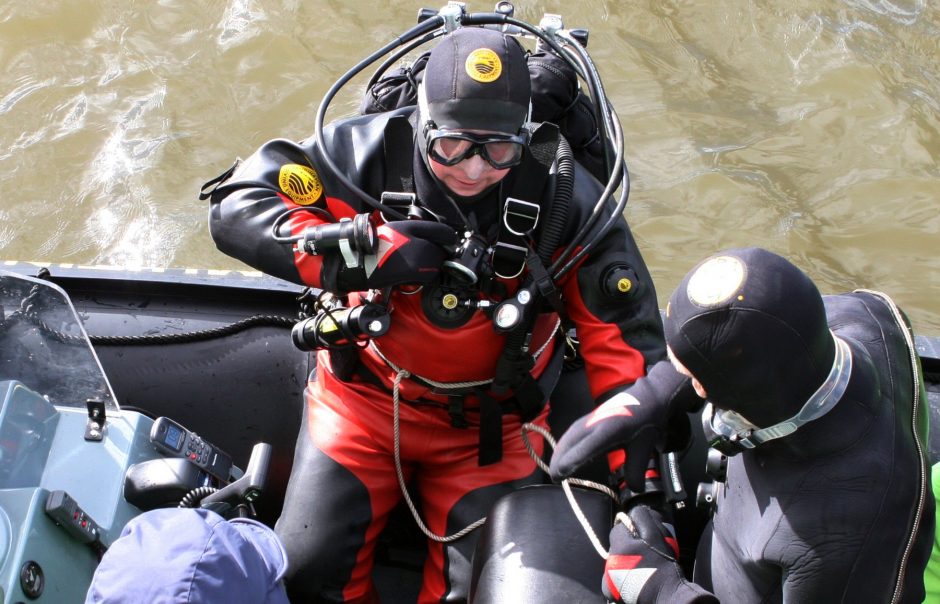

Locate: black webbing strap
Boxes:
[383,116,415,195]
[526,251,566,320]
[477,339,566,466]
[477,389,504,466]
[489,251,566,401]
[448,394,469,429]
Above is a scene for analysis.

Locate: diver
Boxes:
[203,13,664,604]
[550,247,934,603]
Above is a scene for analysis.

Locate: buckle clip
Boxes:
[502,197,540,236]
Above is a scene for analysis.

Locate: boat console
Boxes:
[0,381,165,601]
[0,271,253,602]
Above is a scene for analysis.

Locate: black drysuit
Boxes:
[692,290,933,603]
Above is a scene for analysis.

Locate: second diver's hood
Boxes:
[664,247,837,429]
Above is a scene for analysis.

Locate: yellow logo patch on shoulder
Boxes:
[686,255,746,307]
[278,164,323,206]
[465,48,502,83]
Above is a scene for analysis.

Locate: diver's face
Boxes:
[429,154,510,197]
[426,129,514,198]
[668,345,708,399]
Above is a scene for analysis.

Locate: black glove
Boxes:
[549,361,698,491]
[332,220,457,292]
[603,505,716,603]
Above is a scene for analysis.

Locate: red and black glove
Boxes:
[549,361,699,491]
[604,505,716,604]
[330,220,457,292]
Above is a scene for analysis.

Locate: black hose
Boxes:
[365,36,432,91]
[271,205,337,243]
[557,36,614,178]
[550,110,627,279]
[313,18,445,220]
[553,158,630,280]
[536,135,574,264]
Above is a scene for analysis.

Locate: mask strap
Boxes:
[709,332,853,450]
[417,82,435,137]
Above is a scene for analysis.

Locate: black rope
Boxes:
[89,314,296,346]
[7,269,298,347]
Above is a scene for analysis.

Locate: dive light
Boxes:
[291,302,391,351]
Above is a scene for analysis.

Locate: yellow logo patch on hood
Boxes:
[465,48,502,83]
[278,164,322,205]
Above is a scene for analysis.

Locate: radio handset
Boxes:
[149,416,234,483]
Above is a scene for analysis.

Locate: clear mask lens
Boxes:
[427,130,526,169]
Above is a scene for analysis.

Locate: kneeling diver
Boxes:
[551,247,934,603]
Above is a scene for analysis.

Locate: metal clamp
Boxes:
[84,399,106,442]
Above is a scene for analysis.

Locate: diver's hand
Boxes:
[603,505,716,603]
[335,220,457,291]
[549,361,697,491]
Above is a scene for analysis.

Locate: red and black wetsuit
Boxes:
[207,107,665,603]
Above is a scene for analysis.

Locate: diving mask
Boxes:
[426,129,529,170]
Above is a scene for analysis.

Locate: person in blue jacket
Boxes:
[85,508,289,604]
[550,247,934,603]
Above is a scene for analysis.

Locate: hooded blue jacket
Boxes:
[85,508,289,604]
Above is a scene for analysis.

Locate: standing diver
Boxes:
[204,14,664,604]
[550,247,934,603]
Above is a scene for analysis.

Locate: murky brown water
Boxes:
[1,0,938,333]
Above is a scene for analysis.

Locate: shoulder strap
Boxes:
[491,123,559,280]
[383,115,415,195]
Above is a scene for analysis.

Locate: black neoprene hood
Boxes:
[664,247,836,426]
[422,27,531,134]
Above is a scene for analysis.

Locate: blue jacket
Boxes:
[86,508,289,604]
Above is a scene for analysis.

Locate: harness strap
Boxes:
[448,394,469,429]
[526,251,567,320]
[491,198,540,279]
[383,116,415,194]
[477,389,504,466]
[490,254,565,400]
[489,123,559,280]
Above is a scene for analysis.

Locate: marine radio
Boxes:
[149,416,234,483]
